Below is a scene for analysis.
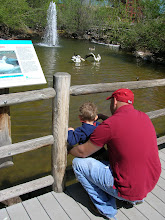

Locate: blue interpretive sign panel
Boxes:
[0,40,47,89]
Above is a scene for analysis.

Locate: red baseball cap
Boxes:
[106,88,134,104]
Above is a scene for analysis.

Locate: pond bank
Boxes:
[1,24,164,65]
[60,28,165,65]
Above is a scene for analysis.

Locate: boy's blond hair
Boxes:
[79,102,98,122]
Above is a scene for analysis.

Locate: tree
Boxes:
[57,0,93,33]
[0,0,30,30]
[0,0,50,31]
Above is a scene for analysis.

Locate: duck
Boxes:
[0,56,14,72]
[85,53,101,62]
[71,55,85,63]
[89,46,95,51]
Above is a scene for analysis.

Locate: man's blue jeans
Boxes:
[72,157,143,219]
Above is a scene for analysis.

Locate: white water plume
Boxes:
[42,1,58,47]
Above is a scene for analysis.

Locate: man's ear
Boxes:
[114,97,118,105]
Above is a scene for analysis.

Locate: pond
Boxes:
[0,37,165,189]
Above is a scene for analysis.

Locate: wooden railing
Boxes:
[0,72,165,203]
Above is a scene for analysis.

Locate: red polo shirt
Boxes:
[90,105,161,201]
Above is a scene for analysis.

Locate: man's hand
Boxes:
[97,113,109,121]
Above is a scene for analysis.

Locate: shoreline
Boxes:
[0,26,164,65]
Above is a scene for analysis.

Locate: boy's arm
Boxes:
[67,128,82,146]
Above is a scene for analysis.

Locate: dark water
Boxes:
[0,38,165,189]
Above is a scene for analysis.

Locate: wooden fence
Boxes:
[0,72,165,203]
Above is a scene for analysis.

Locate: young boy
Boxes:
[67,102,106,159]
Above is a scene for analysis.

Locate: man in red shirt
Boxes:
[68,88,161,220]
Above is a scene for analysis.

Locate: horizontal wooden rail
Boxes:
[0,175,54,202]
[70,79,165,96]
[0,88,56,107]
[157,136,165,146]
[0,135,54,159]
[146,108,165,119]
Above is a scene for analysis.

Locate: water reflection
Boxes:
[74,62,81,68]
[35,45,59,87]
[72,60,101,73]
[91,61,101,71]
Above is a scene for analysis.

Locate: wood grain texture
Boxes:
[157,136,165,146]
[6,203,30,220]
[70,79,165,96]
[146,108,165,119]
[0,135,54,159]
[52,72,71,192]
[0,88,56,107]
[0,89,13,169]
[0,175,54,202]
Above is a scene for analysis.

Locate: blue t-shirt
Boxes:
[67,121,100,146]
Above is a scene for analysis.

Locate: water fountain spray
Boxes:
[43,1,58,47]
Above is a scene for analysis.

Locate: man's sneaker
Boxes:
[89,199,117,220]
[128,199,144,206]
[134,200,144,205]
[89,199,102,216]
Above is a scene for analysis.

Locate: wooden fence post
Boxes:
[0,89,13,169]
[52,72,71,192]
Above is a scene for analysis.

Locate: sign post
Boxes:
[0,88,13,168]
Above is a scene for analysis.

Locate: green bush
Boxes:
[119,16,165,53]
[57,0,94,34]
[0,0,30,30]
[0,0,49,31]
[139,0,165,20]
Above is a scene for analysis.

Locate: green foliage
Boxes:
[26,0,50,8]
[118,0,165,52]
[57,0,94,33]
[24,8,47,28]
[119,16,165,52]
[0,0,30,30]
[0,0,50,31]
[139,0,164,20]
[92,6,111,27]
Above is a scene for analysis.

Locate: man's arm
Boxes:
[97,113,109,121]
[68,140,101,158]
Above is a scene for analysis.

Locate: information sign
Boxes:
[0,40,47,88]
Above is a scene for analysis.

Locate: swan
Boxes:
[71,55,85,63]
[85,53,101,62]
[0,56,7,63]
[0,56,14,73]
[89,46,95,51]
[6,57,18,65]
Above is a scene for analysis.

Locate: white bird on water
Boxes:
[89,46,95,51]
[85,53,101,62]
[71,55,85,63]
